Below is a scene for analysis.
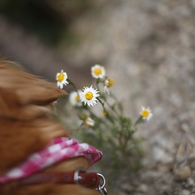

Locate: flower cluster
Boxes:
[56,64,153,178]
[56,65,152,122]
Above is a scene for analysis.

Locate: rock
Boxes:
[138,184,149,193]
[180,189,190,195]
[174,166,192,181]
[186,177,195,187]
[121,183,134,192]
[175,136,192,165]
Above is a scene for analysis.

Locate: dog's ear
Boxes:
[0,61,67,119]
[0,60,69,173]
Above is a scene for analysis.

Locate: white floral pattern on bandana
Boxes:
[0,137,102,184]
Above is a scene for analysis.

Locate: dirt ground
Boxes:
[1,0,195,194]
[61,1,195,194]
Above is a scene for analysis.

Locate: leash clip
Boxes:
[97,173,108,195]
[74,169,108,194]
[99,187,108,195]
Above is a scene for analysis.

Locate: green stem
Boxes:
[104,99,120,118]
[97,97,106,111]
[67,79,78,92]
[134,116,144,126]
[95,78,103,91]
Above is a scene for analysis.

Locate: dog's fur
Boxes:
[0,60,100,195]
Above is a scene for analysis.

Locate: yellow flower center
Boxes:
[141,110,149,117]
[57,73,64,82]
[94,68,102,76]
[106,78,114,87]
[85,92,93,100]
[74,95,79,101]
[102,111,108,115]
[81,115,87,120]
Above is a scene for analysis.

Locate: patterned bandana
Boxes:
[0,137,102,184]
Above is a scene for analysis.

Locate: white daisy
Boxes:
[69,90,82,107]
[91,64,106,79]
[82,116,95,127]
[81,86,100,106]
[140,107,153,121]
[56,70,68,89]
[104,78,114,94]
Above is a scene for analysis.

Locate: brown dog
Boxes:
[0,60,103,195]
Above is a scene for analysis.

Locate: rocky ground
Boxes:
[61,1,195,194]
[1,0,195,194]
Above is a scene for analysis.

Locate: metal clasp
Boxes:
[74,169,85,184]
[99,187,108,195]
[74,169,108,194]
[97,173,108,195]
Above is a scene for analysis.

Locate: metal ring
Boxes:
[74,169,85,184]
[97,173,106,190]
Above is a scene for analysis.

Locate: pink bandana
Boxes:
[0,137,102,184]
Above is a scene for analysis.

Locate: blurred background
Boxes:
[1,0,195,194]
